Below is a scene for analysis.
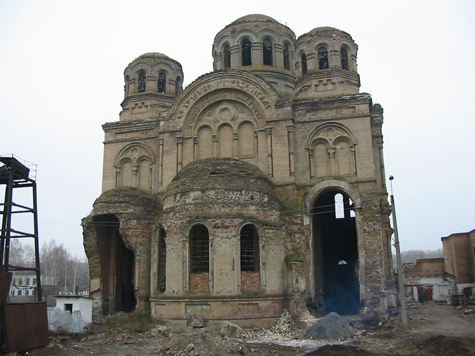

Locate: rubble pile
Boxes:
[243,309,301,341]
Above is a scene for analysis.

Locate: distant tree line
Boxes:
[394,248,443,266]
[8,239,89,294]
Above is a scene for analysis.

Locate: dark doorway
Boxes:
[312,191,360,315]
[96,214,137,314]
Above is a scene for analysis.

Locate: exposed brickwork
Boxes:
[241,272,260,293]
[189,273,210,293]
[83,14,394,324]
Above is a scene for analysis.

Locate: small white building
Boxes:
[55,295,93,327]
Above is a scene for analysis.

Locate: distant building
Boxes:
[403,229,475,304]
[8,270,37,301]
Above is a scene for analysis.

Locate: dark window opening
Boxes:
[138,71,146,92]
[240,225,259,272]
[263,38,273,66]
[318,47,329,69]
[283,44,290,70]
[158,229,167,293]
[65,304,73,313]
[341,48,349,70]
[312,191,360,316]
[157,72,166,93]
[175,76,182,96]
[301,53,307,75]
[190,225,209,273]
[242,39,252,67]
[224,44,231,69]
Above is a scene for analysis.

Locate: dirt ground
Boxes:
[11,302,475,356]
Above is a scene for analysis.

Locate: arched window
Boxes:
[263,38,273,66]
[240,225,259,272]
[283,43,290,70]
[190,225,209,273]
[223,44,231,69]
[341,47,349,70]
[241,38,252,66]
[138,71,146,92]
[158,229,167,293]
[157,72,166,93]
[318,47,329,69]
[175,76,182,96]
[125,75,130,95]
[301,53,307,75]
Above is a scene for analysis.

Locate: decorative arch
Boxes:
[306,122,357,178]
[114,142,155,190]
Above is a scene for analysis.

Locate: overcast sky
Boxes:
[1,0,474,258]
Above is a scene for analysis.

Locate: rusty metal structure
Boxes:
[0,155,48,354]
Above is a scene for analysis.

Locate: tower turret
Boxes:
[120,53,184,122]
[295,27,359,98]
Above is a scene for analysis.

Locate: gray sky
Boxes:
[1,0,474,258]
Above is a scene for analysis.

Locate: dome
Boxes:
[231,14,279,25]
[163,158,281,214]
[92,187,161,218]
[297,26,354,43]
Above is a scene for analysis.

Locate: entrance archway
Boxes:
[312,190,361,315]
[95,214,137,314]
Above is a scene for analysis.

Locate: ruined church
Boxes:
[83,14,394,326]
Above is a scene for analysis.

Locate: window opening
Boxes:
[318,47,329,69]
[158,229,167,293]
[190,225,209,273]
[283,44,290,70]
[241,225,259,272]
[241,39,252,66]
[157,72,166,93]
[25,290,29,295]
[138,71,146,92]
[18,290,22,296]
[64,304,73,313]
[335,193,344,219]
[301,53,307,75]
[341,48,349,70]
[263,38,273,65]
[224,44,231,69]
[175,76,182,96]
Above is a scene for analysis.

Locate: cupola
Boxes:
[212,15,297,97]
[295,27,360,99]
[120,53,184,122]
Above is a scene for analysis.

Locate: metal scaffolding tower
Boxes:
[0,155,48,354]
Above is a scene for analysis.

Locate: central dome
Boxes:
[231,14,279,24]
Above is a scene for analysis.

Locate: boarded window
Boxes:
[198,126,213,159]
[175,76,182,96]
[218,124,233,158]
[242,39,252,66]
[190,225,209,273]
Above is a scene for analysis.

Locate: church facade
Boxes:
[83,14,394,326]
